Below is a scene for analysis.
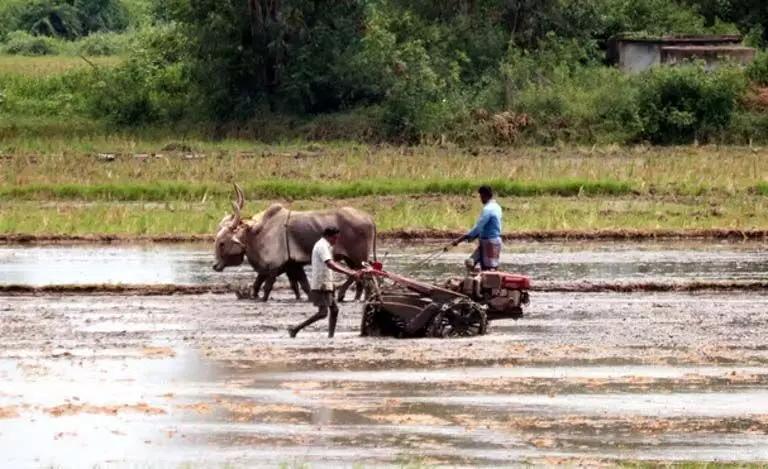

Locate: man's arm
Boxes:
[325,260,360,278]
[452,208,490,246]
[318,243,359,277]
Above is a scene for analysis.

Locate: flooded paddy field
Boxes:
[2,239,768,286]
[1,240,768,468]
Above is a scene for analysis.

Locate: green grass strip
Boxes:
[753,182,768,196]
[0,179,632,201]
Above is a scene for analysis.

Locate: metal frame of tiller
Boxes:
[360,264,488,337]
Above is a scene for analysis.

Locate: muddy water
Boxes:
[2,284,768,467]
[1,241,768,467]
[1,240,767,286]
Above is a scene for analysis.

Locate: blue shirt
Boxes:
[466,199,502,241]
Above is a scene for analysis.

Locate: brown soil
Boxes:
[501,414,768,435]
[0,407,20,419]
[175,403,213,414]
[1,228,767,245]
[142,347,176,358]
[45,403,167,417]
[366,413,452,426]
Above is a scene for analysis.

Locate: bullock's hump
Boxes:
[338,206,375,224]
[261,203,286,219]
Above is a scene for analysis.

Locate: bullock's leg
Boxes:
[294,267,311,300]
[285,269,301,300]
[285,263,308,300]
[298,274,311,299]
[261,275,279,302]
[289,278,301,300]
[252,273,267,301]
[336,258,363,303]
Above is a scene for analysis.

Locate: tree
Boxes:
[10,0,128,40]
[687,0,768,46]
[169,0,368,118]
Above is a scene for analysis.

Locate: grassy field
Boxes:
[0,56,121,76]
[1,195,766,235]
[0,138,766,235]
[0,140,766,186]
[0,141,767,201]
[0,51,766,234]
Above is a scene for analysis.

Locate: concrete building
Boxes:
[607,34,756,73]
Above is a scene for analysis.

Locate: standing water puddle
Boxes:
[0,240,767,286]
[1,241,768,467]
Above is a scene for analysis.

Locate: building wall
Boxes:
[618,42,661,74]
[661,46,756,72]
[614,38,755,73]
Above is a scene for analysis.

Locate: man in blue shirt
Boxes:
[450,185,502,271]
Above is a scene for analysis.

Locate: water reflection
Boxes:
[0,245,252,286]
[0,243,767,286]
[0,347,222,468]
[393,248,768,283]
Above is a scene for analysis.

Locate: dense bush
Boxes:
[635,63,747,144]
[75,32,129,56]
[85,24,191,126]
[746,50,768,86]
[0,67,94,117]
[2,31,61,56]
[2,0,768,145]
[4,0,129,40]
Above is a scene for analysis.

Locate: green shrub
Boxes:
[7,0,128,40]
[721,110,768,144]
[635,63,747,144]
[485,36,640,145]
[507,66,641,145]
[76,32,129,56]
[746,49,768,86]
[2,30,61,56]
[0,68,95,117]
[86,24,192,126]
[347,9,465,142]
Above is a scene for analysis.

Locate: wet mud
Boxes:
[2,242,768,467]
[1,289,768,468]
[3,279,768,297]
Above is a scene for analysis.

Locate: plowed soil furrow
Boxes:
[1,290,768,467]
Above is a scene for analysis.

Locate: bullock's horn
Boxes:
[230,201,241,229]
[234,183,245,210]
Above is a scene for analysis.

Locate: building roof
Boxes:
[611,33,742,45]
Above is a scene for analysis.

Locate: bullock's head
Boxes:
[213,185,248,272]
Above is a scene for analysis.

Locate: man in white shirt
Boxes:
[289,227,362,338]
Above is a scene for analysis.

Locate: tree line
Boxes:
[2,0,768,144]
